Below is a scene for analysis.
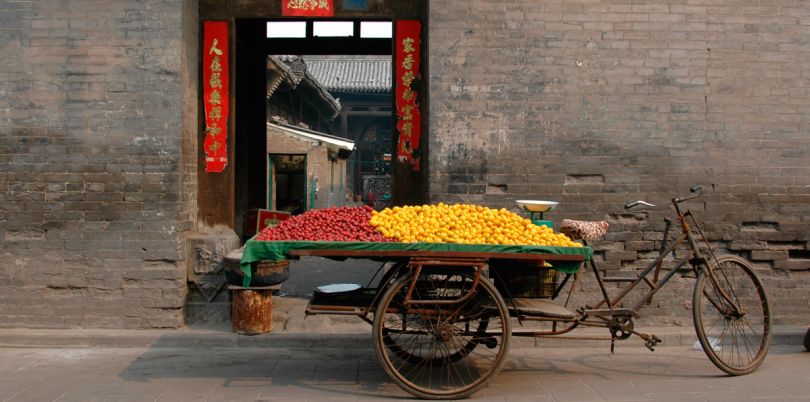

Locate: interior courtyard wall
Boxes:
[428,0,810,325]
[0,0,195,328]
[265,128,333,211]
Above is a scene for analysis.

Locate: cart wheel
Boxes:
[372,270,511,400]
[382,315,486,365]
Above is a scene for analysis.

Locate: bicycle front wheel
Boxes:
[693,255,772,375]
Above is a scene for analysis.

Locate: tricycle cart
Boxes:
[240,189,773,400]
[240,188,773,400]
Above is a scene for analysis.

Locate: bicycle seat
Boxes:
[560,219,609,241]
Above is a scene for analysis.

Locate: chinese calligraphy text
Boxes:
[203,21,229,173]
[395,20,421,171]
[282,0,334,16]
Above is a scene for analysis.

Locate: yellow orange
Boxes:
[370,203,580,247]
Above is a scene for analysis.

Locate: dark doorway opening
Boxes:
[271,154,306,215]
[234,18,395,235]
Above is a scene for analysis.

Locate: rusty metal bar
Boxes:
[589,232,688,311]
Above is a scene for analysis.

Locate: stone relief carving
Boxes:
[194,243,227,275]
[186,231,240,303]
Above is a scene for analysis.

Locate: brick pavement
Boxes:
[0,343,807,402]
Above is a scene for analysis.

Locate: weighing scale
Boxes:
[516,200,559,229]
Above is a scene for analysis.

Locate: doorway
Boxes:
[234,18,397,235]
[270,154,306,215]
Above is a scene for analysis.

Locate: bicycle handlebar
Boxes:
[674,185,703,203]
[624,186,704,209]
[624,200,656,209]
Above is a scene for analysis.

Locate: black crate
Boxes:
[310,287,378,308]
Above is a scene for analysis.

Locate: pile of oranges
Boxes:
[369,203,580,247]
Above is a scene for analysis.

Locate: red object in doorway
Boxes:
[203,21,229,173]
[282,0,334,17]
[395,20,421,172]
[244,209,291,239]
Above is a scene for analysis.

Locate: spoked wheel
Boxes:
[693,255,772,375]
[372,270,511,400]
[382,315,486,365]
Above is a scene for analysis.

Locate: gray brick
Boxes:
[626,240,656,251]
[605,251,639,261]
[750,250,790,261]
[774,259,810,270]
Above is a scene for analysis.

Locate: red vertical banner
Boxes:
[395,20,421,172]
[203,21,229,173]
[282,0,334,17]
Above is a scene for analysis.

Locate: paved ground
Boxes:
[0,342,807,402]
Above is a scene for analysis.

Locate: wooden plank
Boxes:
[288,248,585,262]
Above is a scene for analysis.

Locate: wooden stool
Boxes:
[229,284,281,335]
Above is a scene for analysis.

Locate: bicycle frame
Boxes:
[513,190,717,343]
[587,230,693,314]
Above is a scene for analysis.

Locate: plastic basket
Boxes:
[491,261,558,298]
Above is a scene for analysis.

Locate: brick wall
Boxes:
[429,0,810,324]
[0,0,195,328]
[2,0,807,329]
[182,0,199,234]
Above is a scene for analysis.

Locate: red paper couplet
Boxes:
[282,0,335,17]
[203,21,229,173]
[395,20,421,172]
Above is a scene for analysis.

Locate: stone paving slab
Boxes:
[0,324,805,350]
[0,344,807,401]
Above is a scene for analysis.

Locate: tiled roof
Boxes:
[267,55,341,118]
[302,55,391,94]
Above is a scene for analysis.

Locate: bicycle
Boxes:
[540,185,773,375]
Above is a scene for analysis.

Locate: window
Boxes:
[266,21,306,38]
[313,21,354,37]
[266,20,393,40]
[360,21,392,38]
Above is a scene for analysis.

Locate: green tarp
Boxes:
[240,240,592,287]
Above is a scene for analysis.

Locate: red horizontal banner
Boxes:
[282,0,334,17]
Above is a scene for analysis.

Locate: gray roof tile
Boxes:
[302,55,392,93]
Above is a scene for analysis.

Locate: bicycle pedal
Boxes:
[644,335,662,351]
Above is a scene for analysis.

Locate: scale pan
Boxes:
[516,200,559,212]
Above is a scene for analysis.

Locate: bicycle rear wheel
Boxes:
[693,255,771,375]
